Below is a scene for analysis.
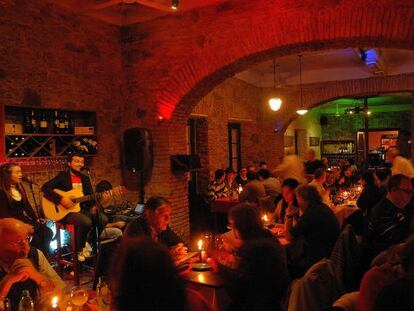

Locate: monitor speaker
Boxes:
[123,128,153,172]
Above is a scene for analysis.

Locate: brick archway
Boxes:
[122,0,414,237]
[124,0,414,125]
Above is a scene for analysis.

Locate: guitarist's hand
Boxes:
[60,197,75,210]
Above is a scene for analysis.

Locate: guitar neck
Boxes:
[73,191,105,204]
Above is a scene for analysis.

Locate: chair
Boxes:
[55,223,81,285]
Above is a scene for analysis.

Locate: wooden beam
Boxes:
[76,0,174,13]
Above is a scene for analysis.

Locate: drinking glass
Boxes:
[70,286,88,310]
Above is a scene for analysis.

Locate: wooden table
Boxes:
[181,270,231,311]
[210,197,239,213]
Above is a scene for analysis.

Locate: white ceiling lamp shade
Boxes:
[296,54,308,115]
[268,59,282,111]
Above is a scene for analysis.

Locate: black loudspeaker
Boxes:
[123,128,153,172]
[320,116,328,126]
[171,154,202,172]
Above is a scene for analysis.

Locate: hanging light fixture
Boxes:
[296,54,308,115]
[268,59,282,111]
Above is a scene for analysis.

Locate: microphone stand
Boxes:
[28,182,41,221]
[84,168,102,289]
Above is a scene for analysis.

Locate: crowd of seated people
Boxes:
[3,146,414,311]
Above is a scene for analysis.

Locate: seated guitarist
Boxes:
[41,153,108,261]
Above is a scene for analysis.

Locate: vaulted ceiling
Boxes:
[48,0,226,25]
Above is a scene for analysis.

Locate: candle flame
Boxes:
[52,296,58,307]
[238,185,243,193]
[198,240,203,250]
[262,214,269,222]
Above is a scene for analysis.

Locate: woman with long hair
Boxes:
[0,163,52,254]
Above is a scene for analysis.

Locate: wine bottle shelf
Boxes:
[5,134,97,158]
[3,105,97,159]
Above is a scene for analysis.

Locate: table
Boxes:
[210,197,239,213]
[181,270,231,311]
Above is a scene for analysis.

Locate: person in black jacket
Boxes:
[124,196,185,258]
[0,163,52,255]
[41,154,107,261]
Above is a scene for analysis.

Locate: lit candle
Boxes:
[51,296,59,310]
[238,185,243,194]
[198,240,207,263]
[262,213,269,224]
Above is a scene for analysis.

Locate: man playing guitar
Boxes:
[41,153,108,261]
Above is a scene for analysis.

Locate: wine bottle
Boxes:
[30,110,37,133]
[64,113,69,134]
[54,111,60,134]
[59,113,66,133]
[39,111,48,133]
[24,110,32,133]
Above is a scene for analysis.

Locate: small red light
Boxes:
[157,115,164,121]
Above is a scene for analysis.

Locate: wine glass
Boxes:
[70,286,88,310]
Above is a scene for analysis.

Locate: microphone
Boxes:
[81,166,90,172]
[22,176,38,186]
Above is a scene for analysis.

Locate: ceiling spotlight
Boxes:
[171,0,179,10]
[296,109,308,115]
[366,110,372,115]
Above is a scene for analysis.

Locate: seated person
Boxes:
[235,167,248,186]
[0,218,65,310]
[217,204,289,311]
[0,163,53,255]
[368,174,414,257]
[124,196,186,259]
[110,237,210,311]
[285,185,340,278]
[259,161,268,170]
[357,171,383,218]
[337,165,353,189]
[224,168,238,197]
[207,169,227,201]
[272,178,299,224]
[239,171,266,203]
[308,168,331,206]
[304,149,324,175]
[257,169,281,198]
[95,180,127,241]
[358,236,414,311]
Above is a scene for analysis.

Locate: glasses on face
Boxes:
[398,188,413,196]
[9,235,32,246]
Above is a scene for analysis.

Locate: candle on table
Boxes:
[198,239,207,263]
[51,296,60,311]
[238,184,243,194]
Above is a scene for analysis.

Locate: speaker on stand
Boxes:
[122,128,153,203]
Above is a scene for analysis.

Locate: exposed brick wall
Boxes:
[0,1,127,201]
[2,0,414,239]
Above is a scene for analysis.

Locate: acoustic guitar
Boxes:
[42,186,124,221]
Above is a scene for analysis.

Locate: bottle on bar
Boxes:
[39,111,49,133]
[30,110,37,133]
[59,113,66,134]
[53,110,60,134]
[24,110,32,133]
[18,289,34,310]
[64,112,69,134]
